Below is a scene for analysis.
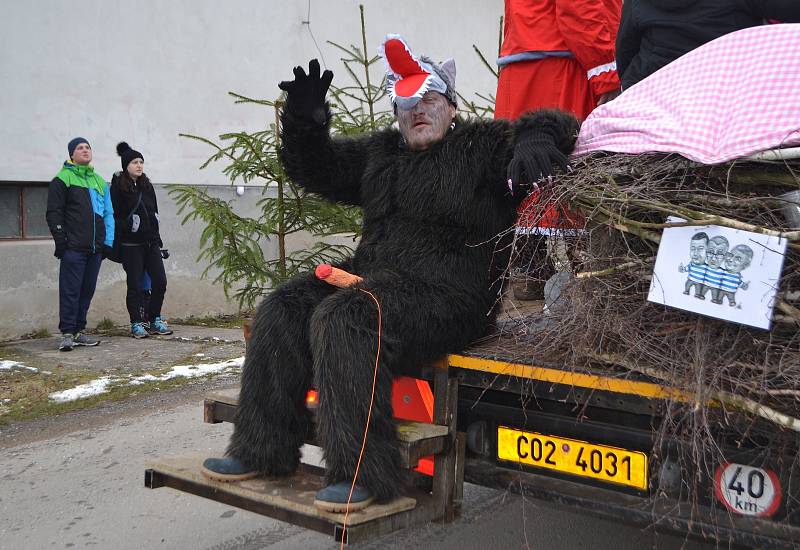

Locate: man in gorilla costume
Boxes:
[203,35,579,512]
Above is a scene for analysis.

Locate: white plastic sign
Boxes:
[648,217,787,330]
[714,462,782,517]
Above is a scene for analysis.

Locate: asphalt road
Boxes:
[0,384,722,550]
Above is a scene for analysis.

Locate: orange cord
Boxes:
[340,288,381,548]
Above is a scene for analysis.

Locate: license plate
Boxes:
[497,426,648,490]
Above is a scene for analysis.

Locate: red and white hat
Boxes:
[379,34,457,110]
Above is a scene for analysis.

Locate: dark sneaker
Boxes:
[59,333,74,352]
[148,316,173,335]
[201,456,258,482]
[73,332,100,346]
[314,482,374,512]
[131,323,149,339]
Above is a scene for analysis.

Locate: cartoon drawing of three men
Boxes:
[679,232,752,306]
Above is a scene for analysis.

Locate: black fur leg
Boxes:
[308,272,491,501]
[227,272,336,477]
[310,286,403,501]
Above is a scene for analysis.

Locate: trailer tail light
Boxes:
[306,389,319,409]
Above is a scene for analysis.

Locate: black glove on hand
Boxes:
[506,131,570,195]
[102,244,114,260]
[54,240,66,259]
[278,59,333,126]
[160,248,170,260]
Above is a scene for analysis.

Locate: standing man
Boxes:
[46,138,114,351]
[496,0,622,299]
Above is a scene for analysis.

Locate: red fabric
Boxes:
[497,0,621,230]
[495,59,590,229]
[495,57,596,120]
[500,0,622,97]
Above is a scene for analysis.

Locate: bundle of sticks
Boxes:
[508,152,800,432]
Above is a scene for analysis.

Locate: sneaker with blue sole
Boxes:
[148,316,173,335]
[131,323,149,339]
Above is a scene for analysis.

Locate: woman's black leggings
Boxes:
[121,242,167,323]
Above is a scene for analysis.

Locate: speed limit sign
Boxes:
[714,462,782,517]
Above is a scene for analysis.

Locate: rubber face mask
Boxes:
[396,91,455,150]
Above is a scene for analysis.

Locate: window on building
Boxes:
[0,183,51,239]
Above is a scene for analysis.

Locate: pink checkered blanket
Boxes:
[573,24,800,164]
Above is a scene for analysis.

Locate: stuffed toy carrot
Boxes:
[315,264,363,288]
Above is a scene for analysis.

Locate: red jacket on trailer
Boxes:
[496,0,622,120]
[495,0,622,228]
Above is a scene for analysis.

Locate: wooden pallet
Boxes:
[145,454,430,543]
[146,358,464,543]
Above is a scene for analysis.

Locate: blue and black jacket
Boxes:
[46,161,114,253]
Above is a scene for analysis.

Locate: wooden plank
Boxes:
[395,422,448,441]
[205,388,240,406]
[453,432,466,508]
[205,389,450,437]
[431,368,459,523]
[203,390,450,468]
[146,454,416,527]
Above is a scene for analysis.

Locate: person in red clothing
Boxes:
[495,0,622,298]
[496,0,622,120]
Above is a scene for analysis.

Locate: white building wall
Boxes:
[0,0,503,339]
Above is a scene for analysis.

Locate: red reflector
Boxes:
[415,457,434,476]
[306,389,319,405]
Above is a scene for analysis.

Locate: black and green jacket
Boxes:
[46,162,114,253]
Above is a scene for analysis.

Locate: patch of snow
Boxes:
[49,377,115,402]
[194,353,205,357]
[48,357,245,402]
[0,360,38,373]
[131,357,244,383]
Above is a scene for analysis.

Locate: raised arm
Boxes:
[278,59,371,206]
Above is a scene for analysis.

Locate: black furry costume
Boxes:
[227,64,579,502]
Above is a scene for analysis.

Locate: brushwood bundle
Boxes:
[509,152,800,439]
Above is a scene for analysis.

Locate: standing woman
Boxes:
[110,142,172,338]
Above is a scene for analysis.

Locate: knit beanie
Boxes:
[67,137,90,159]
[116,142,144,170]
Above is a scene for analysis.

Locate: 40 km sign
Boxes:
[715,463,782,517]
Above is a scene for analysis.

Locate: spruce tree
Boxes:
[170,6,390,309]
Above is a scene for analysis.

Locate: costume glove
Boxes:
[278,59,333,125]
[506,131,569,195]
